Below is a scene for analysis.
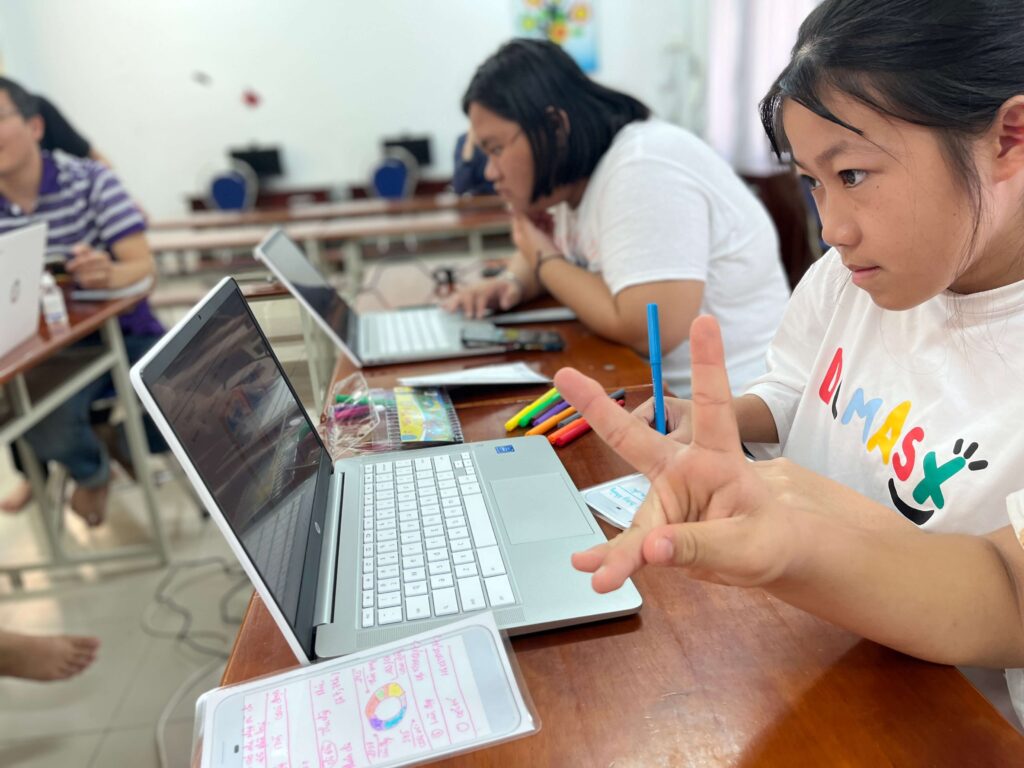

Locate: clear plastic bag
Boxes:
[319,371,381,459]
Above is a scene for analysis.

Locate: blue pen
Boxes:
[647,303,666,434]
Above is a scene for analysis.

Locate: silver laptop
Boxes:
[131,277,641,664]
[0,222,47,359]
[255,228,504,366]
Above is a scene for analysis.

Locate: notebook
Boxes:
[131,277,642,663]
[255,228,506,366]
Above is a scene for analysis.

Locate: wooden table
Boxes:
[148,209,509,254]
[219,337,1024,763]
[149,208,511,296]
[152,193,504,231]
[328,317,653,402]
[0,292,168,585]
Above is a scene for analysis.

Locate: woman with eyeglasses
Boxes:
[443,39,790,395]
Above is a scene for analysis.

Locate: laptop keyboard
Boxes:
[359,451,515,628]
[374,309,449,356]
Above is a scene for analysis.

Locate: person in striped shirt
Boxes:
[0,76,164,528]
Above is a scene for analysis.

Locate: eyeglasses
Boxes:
[480,129,523,161]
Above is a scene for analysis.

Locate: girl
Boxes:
[571,0,1024,728]
[635,0,1024,535]
[444,39,790,395]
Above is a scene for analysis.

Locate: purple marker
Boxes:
[532,398,570,425]
[332,403,372,422]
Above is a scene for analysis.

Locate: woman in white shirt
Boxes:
[445,39,789,395]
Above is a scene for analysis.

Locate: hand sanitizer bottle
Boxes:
[40,271,69,330]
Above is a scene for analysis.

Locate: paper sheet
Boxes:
[582,473,650,529]
[398,363,550,388]
[196,615,535,768]
[70,274,154,301]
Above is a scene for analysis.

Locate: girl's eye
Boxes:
[799,174,820,191]
[838,169,867,187]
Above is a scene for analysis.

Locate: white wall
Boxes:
[0,0,709,218]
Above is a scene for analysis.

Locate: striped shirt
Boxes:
[0,150,163,336]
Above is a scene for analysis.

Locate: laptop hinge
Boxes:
[313,472,343,627]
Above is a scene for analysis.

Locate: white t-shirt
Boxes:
[745,249,1024,535]
[551,119,789,395]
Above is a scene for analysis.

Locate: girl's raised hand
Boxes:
[555,316,794,593]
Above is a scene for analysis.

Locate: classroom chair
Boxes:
[370,147,420,254]
[208,160,258,211]
[370,146,419,200]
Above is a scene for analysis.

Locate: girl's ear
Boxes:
[991,96,1024,182]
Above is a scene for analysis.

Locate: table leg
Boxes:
[342,241,364,301]
[298,310,328,414]
[468,230,484,260]
[100,318,168,566]
[7,377,67,566]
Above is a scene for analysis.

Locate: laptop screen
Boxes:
[142,285,328,650]
[257,230,355,351]
[0,221,47,359]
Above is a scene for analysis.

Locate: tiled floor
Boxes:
[0,297,312,768]
[0,455,247,767]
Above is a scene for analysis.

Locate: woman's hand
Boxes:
[65,244,115,289]
[442,276,522,319]
[555,316,799,593]
[631,396,694,443]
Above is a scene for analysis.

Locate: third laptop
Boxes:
[255,228,505,367]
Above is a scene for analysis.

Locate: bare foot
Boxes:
[70,483,108,527]
[0,479,32,513]
[0,630,99,681]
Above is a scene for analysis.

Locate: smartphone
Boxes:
[201,623,524,768]
[461,327,565,352]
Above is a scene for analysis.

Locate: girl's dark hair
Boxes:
[463,39,650,202]
[0,76,39,119]
[760,0,1024,226]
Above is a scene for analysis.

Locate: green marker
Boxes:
[335,394,371,404]
[518,389,562,428]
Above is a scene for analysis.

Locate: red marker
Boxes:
[552,399,625,448]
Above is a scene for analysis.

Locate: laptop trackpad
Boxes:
[490,474,594,544]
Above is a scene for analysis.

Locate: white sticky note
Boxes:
[582,473,650,529]
[398,362,550,388]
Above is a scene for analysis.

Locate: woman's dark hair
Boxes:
[0,76,39,120]
[760,0,1024,226]
[463,39,649,202]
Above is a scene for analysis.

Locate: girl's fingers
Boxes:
[554,367,679,478]
[687,316,743,455]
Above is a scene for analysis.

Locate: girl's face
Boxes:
[783,91,1015,309]
[468,103,537,214]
